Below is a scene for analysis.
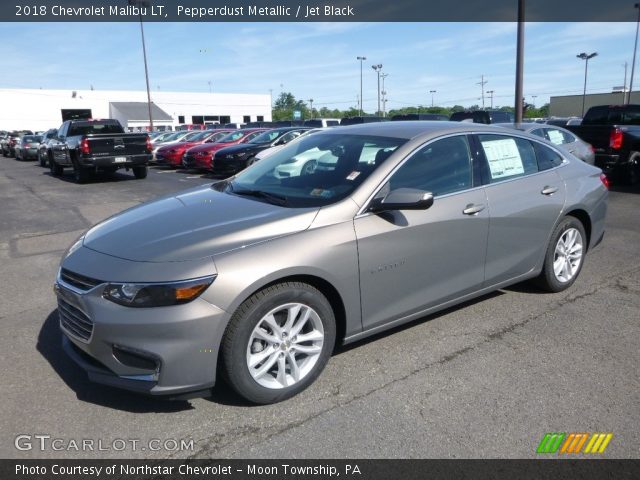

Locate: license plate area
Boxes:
[114,156,127,163]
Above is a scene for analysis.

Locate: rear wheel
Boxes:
[222,282,336,404]
[133,165,148,179]
[535,216,586,292]
[73,164,92,184]
[39,151,47,167]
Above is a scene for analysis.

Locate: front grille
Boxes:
[60,268,102,292]
[58,298,94,342]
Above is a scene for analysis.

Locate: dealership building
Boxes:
[0,88,272,132]
[549,91,640,117]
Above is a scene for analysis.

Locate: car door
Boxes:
[354,134,489,331]
[51,122,71,165]
[474,133,567,286]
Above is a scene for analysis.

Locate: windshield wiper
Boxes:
[232,189,288,206]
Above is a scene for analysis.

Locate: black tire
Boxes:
[617,152,640,186]
[39,151,47,167]
[49,155,63,176]
[222,282,336,404]
[15,151,20,161]
[534,216,587,293]
[73,164,91,184]
[132,165,148,179]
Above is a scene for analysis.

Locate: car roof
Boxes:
[321,121,505,140]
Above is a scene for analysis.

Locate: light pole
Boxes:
[430,90,436,108]
[208,80,212,94]
[372,64,383,116]
[129,0,153,131]
[514,0,525,123]
[623,62,629,103]
[357,56,366,116]
[531,95,537,108]
[486,90,494,109]
[308,98,314,117]
[577,52,598,116]
[381,73,389,117]
[629,3,640,104]
[477,75,488,109]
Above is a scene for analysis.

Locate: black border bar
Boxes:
[3,459,640,480]
[3,0,640,22]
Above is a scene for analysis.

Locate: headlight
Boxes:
[103,275,215,308]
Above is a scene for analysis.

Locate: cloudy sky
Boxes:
[0,21,635,111]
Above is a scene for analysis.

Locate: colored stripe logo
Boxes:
[537,433,613,454]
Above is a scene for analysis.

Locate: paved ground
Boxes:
[1,157,638,459]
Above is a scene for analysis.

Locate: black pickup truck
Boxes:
[565,104,640,184]
[48,119,152,183]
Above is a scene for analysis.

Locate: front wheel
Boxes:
[132,165,148,179]
[534,216,587,292]
[222,282,336,404]
[49,156,63,176]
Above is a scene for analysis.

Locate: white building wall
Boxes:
[0,88,272,131]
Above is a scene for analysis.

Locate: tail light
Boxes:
[600,173,610,190]
[80,137,90,155]
[609,128,623,150]
[589,143,595,153]
[146,135,152,153]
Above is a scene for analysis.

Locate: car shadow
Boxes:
[37,310,194,413]
[43,170,139,184]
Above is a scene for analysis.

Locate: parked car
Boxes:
[495,123,595,165]
[211,127,310,176]
[339,116,387,125]
[48,119,151,183]
[151,130,201,162]
[391,113,449,121]
[303,118,341,127]
[14,134,43,160]
[183,129,266,171]
[55,122,608,403]
[450,110,514,124]
[37,128,60,167]
[2,131,32,157]
[155,130,226,168]
[564,104,640,184]
[546,117,582,127]
[254,128,324,164]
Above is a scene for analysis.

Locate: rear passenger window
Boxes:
[533,142,564,170]
[478,135,538,182]
[389,135,472,196]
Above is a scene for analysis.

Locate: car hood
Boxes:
[215,143,268,157]
[83,186,318,262]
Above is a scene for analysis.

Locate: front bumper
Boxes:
[155,152,183,167]
[54,253,228,397]
[211,156,246,175]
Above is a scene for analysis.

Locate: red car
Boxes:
[183,129,267,171]
[155,130,230,167]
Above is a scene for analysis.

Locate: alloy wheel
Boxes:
[553,227,583,283]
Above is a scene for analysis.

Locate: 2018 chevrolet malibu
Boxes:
[55,122,608,404]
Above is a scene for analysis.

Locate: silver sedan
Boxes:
[496,122,595,165]
[56,122,608,404]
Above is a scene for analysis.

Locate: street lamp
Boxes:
[129,0,153,131]
[308,98,314,117]
[357,56,366,116]
[577,52,598,116]
[629,3,640,104]
[430,90,436,108]
[372,64,383,116]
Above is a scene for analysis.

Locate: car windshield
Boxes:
[188,131,212,141]
[218,131,247,142]
[205,131,230,143]
[221,133,407,208]
[179,131,201,141]
[248,130,281,144]
[23,135,42,143]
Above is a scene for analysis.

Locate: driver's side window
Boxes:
[388,135,473,196]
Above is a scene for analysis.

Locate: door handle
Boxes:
[541,186,559,196]
[463,203,485,215]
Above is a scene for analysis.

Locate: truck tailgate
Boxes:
[87,134,148,156]
[566,125,612,151]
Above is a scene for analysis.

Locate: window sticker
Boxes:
[346,171,361,181]
[310,188,334,198]
[481,138,525,179]
[547,129,564,145]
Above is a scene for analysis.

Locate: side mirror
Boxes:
[369,188,434,213]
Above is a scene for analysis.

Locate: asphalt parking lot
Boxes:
[1,158,639,459]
